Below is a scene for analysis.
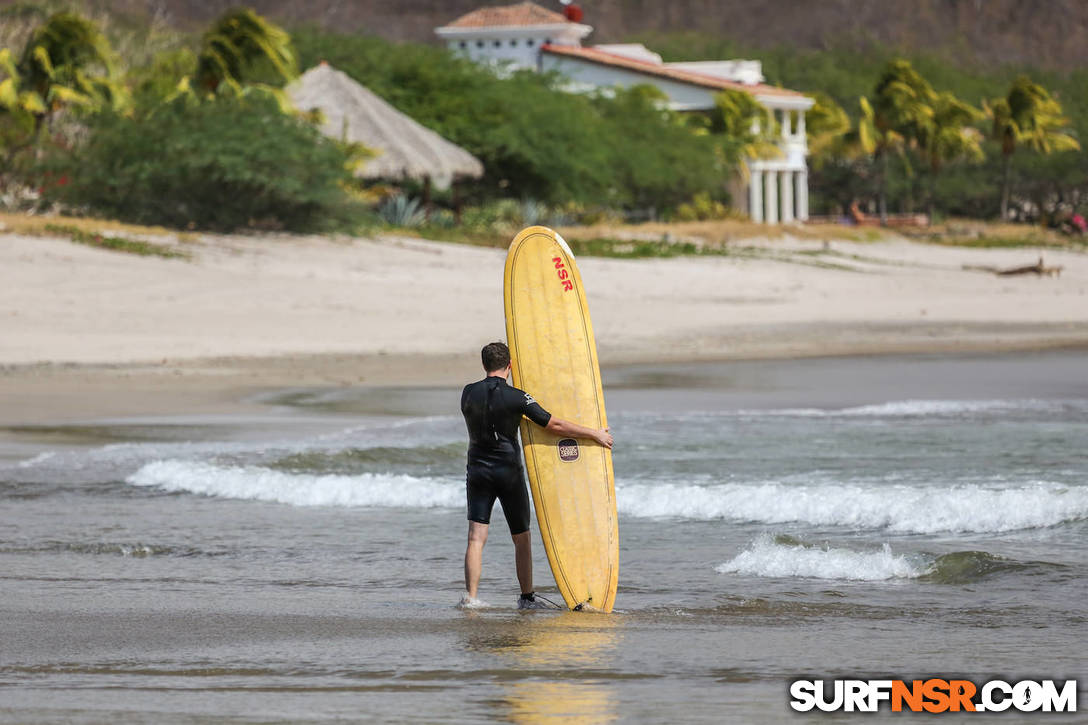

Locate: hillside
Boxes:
[22,0,1088,70]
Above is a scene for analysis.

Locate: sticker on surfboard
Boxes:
[557,438,579,462]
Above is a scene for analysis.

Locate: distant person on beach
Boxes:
[459,341,613,610]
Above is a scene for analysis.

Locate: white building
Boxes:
[436,1,814,223]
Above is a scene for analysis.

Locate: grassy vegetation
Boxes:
[900,221,1085,249]
[42,223,190,259]
[566,237,706,259]
[0,211,189,239]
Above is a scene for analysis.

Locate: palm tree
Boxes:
[986,75,1080,220]
[710,88,780,179]
[858,60,936,224]
[1,12,120,184]
[0,48,39,176]
[918,91,984,219]
[804,92,850,168]
[193,9,297,96]
[17,11,121,122]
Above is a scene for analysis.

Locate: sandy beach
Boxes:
[2,226,1087,423]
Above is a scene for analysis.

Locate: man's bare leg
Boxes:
[464,521,489,598]
[512,530,533,595]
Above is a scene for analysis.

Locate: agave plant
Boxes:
[519,198,548,226]
[379,194,426,228]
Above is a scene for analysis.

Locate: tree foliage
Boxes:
[986,75,1080,219]
[43,94,359,231]
[290,28,725,210]
[1,10,124,181]
[854,60,937,221]
[192,8,297,95]
[804,92,850,167]
[704,88,779,174]
[6,9,1086,227]
[643,32,1087,221]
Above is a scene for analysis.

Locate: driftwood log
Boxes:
[962,256,1063,277]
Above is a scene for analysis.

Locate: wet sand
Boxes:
[4,332,1088,427]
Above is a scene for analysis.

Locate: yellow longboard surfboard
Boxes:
[504,226,618,612]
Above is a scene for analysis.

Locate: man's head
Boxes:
[481,341,511,374]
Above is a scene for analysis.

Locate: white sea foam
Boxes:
[616,481,1088,533]
[126,460,1088,534]
[840,400,1011,416]
[717,535,924,581]
[737,399,1058,418]
[127,460,462,509]
[16,451,56,468]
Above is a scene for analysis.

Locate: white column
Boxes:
[781,170,794,223]
[797,169,809,221]
[780,109,790,140]
[749,169,764,223]
[796,111,806,140]
[764,170,778,224]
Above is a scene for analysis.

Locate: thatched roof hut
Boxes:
[287,63,484,189]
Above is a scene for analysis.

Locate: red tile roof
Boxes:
[445,2,570,29]
[542,44,806,98]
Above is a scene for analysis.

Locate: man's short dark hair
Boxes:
[481,342,510,372]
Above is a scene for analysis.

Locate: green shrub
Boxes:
[42,94,365,231]
[673,192,730,221]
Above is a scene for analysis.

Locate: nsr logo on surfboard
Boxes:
[553,257,573,291]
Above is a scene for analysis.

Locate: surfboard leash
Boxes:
[533,593,565,610]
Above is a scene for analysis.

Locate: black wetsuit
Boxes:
[461,376,552,534]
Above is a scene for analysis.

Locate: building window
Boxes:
[526,39,535,47]
[545,38,552,44]
[494,40,501,47]
[459,41,466,49]
[510,39,517,46]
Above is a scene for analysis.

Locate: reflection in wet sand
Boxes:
[464,612,621,723]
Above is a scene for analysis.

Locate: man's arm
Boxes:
[545,417,613,449]
[516,388,613,448]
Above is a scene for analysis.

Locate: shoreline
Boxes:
[4,227,1088,425]
[2,328,1086,426]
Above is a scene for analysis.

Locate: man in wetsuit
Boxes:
[460,341,613,609]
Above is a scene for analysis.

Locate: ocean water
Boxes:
[1,352,1086,723]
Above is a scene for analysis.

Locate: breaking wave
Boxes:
[717,535,1058,583]
[616,480,1088,533]
[717,535,923,581]
[127,460,1088,534]
[127,460,462,509]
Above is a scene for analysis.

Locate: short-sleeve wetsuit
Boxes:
[461,375,551,534]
